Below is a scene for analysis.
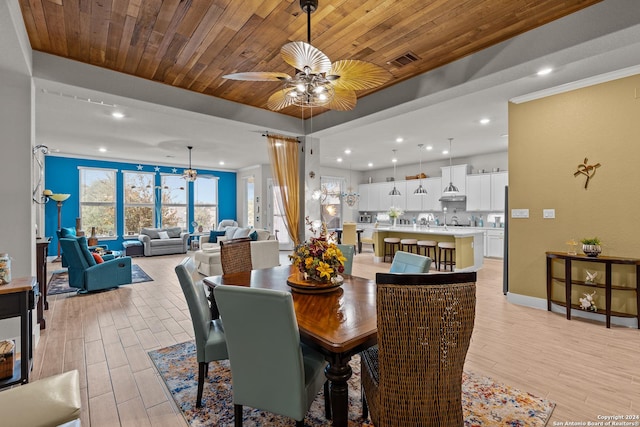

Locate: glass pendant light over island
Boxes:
[442,138,459,195]
[414,143,428,195]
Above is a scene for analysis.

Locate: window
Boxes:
[160,175,187,229]
[193,176,218,232]
[123,171,155,236]
[80,167,117,237]
[244,176,255,228]
[320,176,344,229]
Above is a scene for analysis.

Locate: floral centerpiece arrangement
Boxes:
[289,218,346,284]
[388,206,404,227]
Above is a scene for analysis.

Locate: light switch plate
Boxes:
[543,209,555,219]
[511,209,529,218]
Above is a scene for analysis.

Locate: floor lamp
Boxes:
[49,193,71,262]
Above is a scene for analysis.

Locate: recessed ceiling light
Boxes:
[111,111,125,119]
[368,162,373,167]
[426,145,433,151]
[396,137,403,143]
[344,149,351,154]
[480,118,490,125]
[219,161,225,165]
[392,158,397,163]
[443,150,449,155]
[99,147,107,153]
[537,67,553,76]
[337,157,343,162]
[501,133,509,138]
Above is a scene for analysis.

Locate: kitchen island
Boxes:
[373,226,484,271]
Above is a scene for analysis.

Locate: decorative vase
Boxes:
[88,226,98,247]
[198,225,203,232]
[582,244,601,257]
[393,217,397,228]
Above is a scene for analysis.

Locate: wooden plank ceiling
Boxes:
[19,0,602,118]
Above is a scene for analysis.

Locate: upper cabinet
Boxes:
[490,171,508,211]
[466,174,492,211]
[466,171,508,212]
[358,178,440,212]
[441,164,468,195]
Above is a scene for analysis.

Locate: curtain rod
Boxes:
[262,131,301,143]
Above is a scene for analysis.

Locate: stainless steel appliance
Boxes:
[359,213,372,223]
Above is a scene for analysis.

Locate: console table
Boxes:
[36,237,51,329]
[0,276,36,388]
[546,251,640,328]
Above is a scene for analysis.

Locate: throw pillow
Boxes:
[165,227,182,238]
[92,253,104,264]
[224,227,239,240]
[158,231,170,239]
[140,228,161,239]
[232,227,251,239]
[76,236,97,266]
[209,230,226,243]
[255,229,271,241]
[249,230,258,241]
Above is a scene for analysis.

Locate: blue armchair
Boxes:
[59,237,132,293]
[57,227,107,267]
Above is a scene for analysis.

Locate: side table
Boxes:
[0,276,36,388]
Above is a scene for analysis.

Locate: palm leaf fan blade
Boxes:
[267,88,298,111]
[222,71,292,81]
[328,60,392,91]
[281,41,331,74]
[324,86,357,111]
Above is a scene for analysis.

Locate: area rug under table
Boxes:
[149,341,555,427]
[48,264,153,295]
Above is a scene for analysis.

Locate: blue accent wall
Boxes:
[44,156,236,256]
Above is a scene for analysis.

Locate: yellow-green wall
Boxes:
[509,74,640,312]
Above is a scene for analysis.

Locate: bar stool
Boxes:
[400,238,418,254]
[437,241,456,271]
[383,237,401,262]
[417,240,437,266]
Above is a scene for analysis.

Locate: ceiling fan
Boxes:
[223,0,392,111]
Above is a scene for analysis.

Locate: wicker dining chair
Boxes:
[361,271,477,427]
[220,238,253,274]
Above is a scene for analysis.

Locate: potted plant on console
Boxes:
[580,237,602,257]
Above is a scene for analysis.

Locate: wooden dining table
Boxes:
[203,265,377,427]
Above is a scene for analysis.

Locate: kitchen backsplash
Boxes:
[362,209,505,227]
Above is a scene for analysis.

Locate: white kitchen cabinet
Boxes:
[490,171,508,211]
[405,179,425,211]
[486,229,504,258]
[466,174,492,211]
[358,184,371,211]
[423,177,442,211]
[441,164,468,195]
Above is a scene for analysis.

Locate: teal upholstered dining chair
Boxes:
[389,250,432,273]
[59,237,132,293]
[175,257,228,408]
[337,244,355,275]
[214,285,328,427]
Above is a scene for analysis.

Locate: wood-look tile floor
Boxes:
[32,252,639,426]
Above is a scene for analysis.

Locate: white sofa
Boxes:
[193,227,279,276]
[138,227,190,256]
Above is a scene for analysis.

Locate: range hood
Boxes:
[439,194,467,202]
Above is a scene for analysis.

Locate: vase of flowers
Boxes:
[289,218,346,284]
[581,237,601,257]
[388,206,404,228]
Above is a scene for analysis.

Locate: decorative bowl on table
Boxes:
[580,237,601,257]
[287,273,343,294]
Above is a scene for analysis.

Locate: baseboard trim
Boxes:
[506,292,638,328]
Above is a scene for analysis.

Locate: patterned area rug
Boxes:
[149,341,555,427]
[48,264,153,295]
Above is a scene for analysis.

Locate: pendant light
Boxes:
[389,149,401,196]
[414,144,428,195]
[341,161,360,207]
[442,138,459,194]
[182,146,197,182]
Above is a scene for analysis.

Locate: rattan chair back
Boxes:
[220,238,253,274]
[363,272,476,426]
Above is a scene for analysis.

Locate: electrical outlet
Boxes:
[543,209,555,219]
